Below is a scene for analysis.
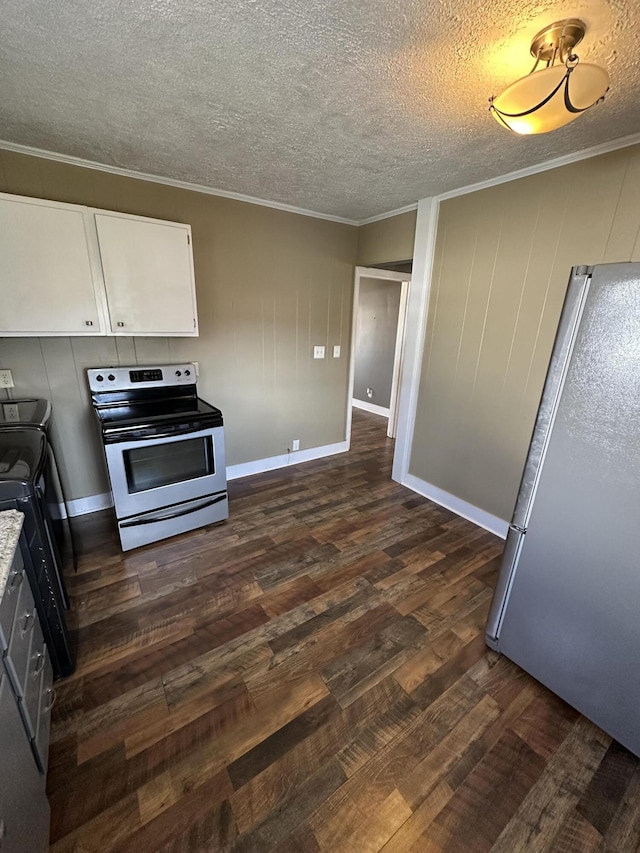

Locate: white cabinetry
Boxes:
[95,212,197,336]
[0,196,105,335]
[0,192,199,337]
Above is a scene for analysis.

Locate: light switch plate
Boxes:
[333,345,341,358]
[313,346,325,359]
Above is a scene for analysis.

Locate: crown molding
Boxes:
[2,131,640,230]
[437,131,640,202]
[356,203,418,227]
[0,139,358,226]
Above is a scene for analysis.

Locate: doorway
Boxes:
[347,266,411,443]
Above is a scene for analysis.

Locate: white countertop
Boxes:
[0,510,24,599]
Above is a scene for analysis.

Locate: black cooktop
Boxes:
[94,396,223,444]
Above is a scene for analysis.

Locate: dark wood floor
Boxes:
[48,409,640,852]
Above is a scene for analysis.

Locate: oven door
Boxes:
[104,425,227,519]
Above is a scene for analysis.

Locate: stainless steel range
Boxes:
[87,364,228,551]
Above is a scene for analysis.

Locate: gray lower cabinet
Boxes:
[0,672,50,853]
[0,543,52,852]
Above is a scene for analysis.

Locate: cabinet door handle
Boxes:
[33,651,45,676]
[44,687,57,713]
[85,320,94,326]
[8,569,23,593]
[0,817,5,842]
[117,321,125,327]
[20,610,36,636]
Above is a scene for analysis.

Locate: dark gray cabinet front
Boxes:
[0,672,50,852]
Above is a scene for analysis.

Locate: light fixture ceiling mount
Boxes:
[489,18,610,135]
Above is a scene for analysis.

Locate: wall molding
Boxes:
[3,133,639,229]
[226,440,349,481]
[437,131,640,202]
[391,197,440,485]
[402,472,509,539]
[0,139,356,226]
[357,203,418,226]
[352,398,390,417]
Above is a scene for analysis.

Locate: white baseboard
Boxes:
[60,492,114,518]
[352,398,390,418]
[59,441,350,516]
[226,440,350,481]
[402,472,509,539]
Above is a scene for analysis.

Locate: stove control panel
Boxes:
[130,369,163,383]
[87,364,197,392]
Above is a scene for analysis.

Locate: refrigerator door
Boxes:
[511,266,592,531]
[495,262,640,757]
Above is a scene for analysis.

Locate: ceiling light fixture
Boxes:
[489,18,609,135]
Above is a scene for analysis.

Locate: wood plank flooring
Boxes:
[48,409,640,852]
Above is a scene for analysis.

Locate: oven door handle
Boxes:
[106,422,219,442]
[120,494,227,528]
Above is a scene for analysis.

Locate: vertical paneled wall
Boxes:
[410,144,640,522]
[0,151,357,501]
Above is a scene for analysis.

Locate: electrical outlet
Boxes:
[313,346,325,359]
[333,345,341,358]
[2,403,19,421]
[292,439,300,451]
[0,369,15,389]
[366,387,373,398]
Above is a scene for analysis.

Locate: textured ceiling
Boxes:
[1,0,639,221]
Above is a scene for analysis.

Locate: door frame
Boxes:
[346,266,412,444]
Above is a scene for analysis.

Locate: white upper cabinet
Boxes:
[0,196,105,335]
[95,212,198,336]
[0,193,199,337]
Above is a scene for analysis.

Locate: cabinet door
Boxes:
[0,195,105,335]
[0,674,50,853]
[95,212,198,336]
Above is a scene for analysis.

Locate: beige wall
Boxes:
[0,151,357,500]
[410,144,640,522]
[356,210,416,266]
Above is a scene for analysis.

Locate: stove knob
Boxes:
[184,369,191,376]
[108,374,115,381]
[95,374,104,382]
[175,370,182,377]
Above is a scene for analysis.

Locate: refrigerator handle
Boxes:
[485,525,526,649]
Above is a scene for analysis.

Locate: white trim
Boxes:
[391,198,439,484]
[387,280,409,439]
[402,472,509,539]
[438,132,640,202]
[357,203,418,226]
[352,398,390,417]
[3,133,639,229]
[61,492,114,518]
[0,139,356,226]
[354,266,412,282]
[226,440,349,480]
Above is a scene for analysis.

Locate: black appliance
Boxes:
[0,425,75,678]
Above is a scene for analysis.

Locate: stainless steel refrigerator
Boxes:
[486,262,640,758]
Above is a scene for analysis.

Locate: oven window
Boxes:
[123,436,214,494]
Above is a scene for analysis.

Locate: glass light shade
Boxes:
[491,63,610,134]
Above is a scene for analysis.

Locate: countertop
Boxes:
[0,509,24,599]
